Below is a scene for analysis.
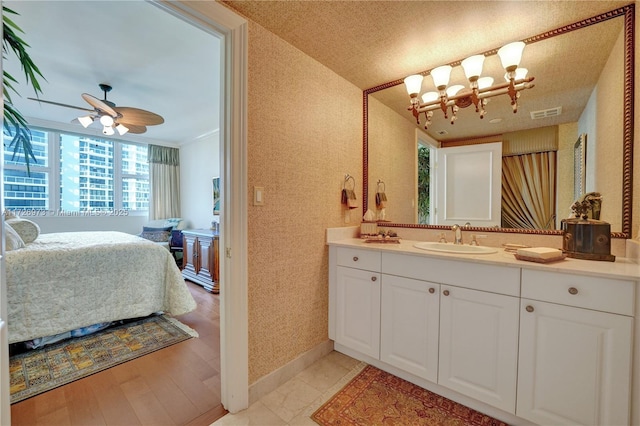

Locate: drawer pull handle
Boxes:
[371,276,377,282]
[526,305,534,313]
[443,290,450,296]
[353,256,359,262]
[568,287,578,295]
[429,288,435,294]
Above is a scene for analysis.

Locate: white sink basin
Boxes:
[413,242,498,255]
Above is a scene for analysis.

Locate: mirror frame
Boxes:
[362,4,634,239]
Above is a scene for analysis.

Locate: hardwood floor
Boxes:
[10,281,227,426]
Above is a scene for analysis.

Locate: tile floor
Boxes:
[211,351,366,425]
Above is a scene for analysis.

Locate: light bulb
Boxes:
[404,75,424,97]
[116,124,129,136]
[103,125,115,136]
[498,41,525,72]
[78,115,93,128]
[461,55,485,82]
[421,91,439,104]
[430,65,452,91]
[100,115,114,127]
[446,85,465,97]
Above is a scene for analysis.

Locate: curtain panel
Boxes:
[148,145,181,220]
[502,151,557,229]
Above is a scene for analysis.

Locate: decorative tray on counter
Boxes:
[361,236,401,244]
[514,253,567,263]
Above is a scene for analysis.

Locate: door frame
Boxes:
[150,1,250,413]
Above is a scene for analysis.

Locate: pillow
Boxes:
[4,210,18,220]
[140,230,171,243]
[143,225,173,233]
[4,223,26,251]
[6,218,40,244]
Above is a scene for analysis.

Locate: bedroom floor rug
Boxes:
[311,364,508,426]
[9,314,197,404]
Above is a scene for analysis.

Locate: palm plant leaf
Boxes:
[2,5,46,173]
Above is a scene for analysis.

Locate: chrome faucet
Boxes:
[451,224,463,245]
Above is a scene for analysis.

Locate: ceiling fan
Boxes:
[28,83,164,136]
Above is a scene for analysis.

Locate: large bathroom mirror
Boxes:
[363,4,634,238]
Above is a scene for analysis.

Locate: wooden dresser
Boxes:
[181,229,220,293]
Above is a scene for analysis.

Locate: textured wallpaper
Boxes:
[367,96,418,224]
[246,22,362,383]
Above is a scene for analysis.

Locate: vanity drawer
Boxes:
[382,252,520,296]
[521,269,635,316]
[336,247,381,272]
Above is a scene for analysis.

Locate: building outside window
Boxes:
[3,128,149,215]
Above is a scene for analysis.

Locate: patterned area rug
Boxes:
[9,314,197,404]
[311,365,508,426]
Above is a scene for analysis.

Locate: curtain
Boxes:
[502,151,556,229]
[148,144,181,220]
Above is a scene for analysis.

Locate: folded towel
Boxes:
[516,247,563,260]
[347,189,358,209]
[376,192,387,208]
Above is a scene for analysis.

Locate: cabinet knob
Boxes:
[429,288,435,294]
[353,256,359,262]
[568,287,578,295]
[371,276,377,282]
[443,290,450,296]
[526,305,534,313]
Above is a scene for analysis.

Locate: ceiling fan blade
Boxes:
[118,123,147,134]
[115,107,164,126]
[82,93,118,117]
[28,97,94,112]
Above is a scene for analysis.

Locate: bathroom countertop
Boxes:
[328,238,640,282]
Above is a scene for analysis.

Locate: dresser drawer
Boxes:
[336,247,381,272]
[521,269,635,316]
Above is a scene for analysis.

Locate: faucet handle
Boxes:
[469,234,479,246]
[438,232,447,243]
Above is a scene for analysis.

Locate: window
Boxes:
[3,127,149,215]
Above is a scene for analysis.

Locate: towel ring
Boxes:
[344,174,355,191]
[376,180,385,193]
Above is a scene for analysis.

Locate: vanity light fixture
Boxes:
[404,41,535,129]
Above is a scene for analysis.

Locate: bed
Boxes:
[6,230,197,345]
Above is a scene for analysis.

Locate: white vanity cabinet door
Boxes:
[517,299,632,426]
[335,265,381,359]
[438,285,519,414]
[380,275,439,382]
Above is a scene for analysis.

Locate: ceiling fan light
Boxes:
[461,55,485,81]
[498,41,525,72]
[100,115,114,127]
[103,125,115,136]
[78,115,94,128]
[431,65,452,91]
[116,124,129,135]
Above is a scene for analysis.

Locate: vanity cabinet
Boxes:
[380,275,439,382]
[334,248,381,359]
[328,242,639,425]
[438,285,519,413]
[516,270,634,426]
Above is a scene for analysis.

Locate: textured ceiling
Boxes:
[223,0,631,141]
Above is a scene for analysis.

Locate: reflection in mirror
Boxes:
[364,5,634,237]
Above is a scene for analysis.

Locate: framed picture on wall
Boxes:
[213,177,220,215]
[573,134,587,199]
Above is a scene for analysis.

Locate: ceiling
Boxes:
[223,0,631,141]
[4,1,632,145]
[4,1,221,146]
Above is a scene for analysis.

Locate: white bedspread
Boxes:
[6,231,197,344]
